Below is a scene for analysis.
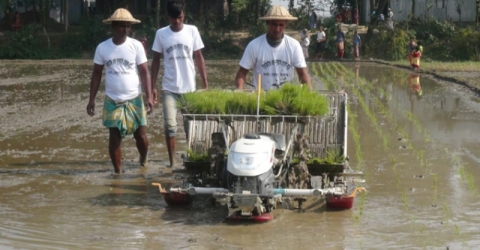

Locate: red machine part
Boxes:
[225,212,274,223]
[152,183,193,206]
[326,187,366,210]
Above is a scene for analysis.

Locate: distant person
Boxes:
[353,7,359,25]
[379,13,385,21]
[314,26,326,60]
[408,37,416,63]
[410,44,422,71]
[386,8,394,29]
[86,8,154,174]
[137,33,148,56]
[408,37,416,52]
[353,31,361,60]
[150,0,209,168]
[300,29,310,59]
[223,0,229,19]
[235,5,312,91]
[336,10,343,22]
[344,7,351,23]
[336,25,345,59]
[12,12,22,31]
[309,10,317,29]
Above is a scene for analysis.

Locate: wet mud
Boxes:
[1,60,480,249]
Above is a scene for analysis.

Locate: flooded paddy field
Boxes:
[1,60,480,249]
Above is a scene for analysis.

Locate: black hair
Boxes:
[167,0,185,18]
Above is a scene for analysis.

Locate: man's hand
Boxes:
[86,100,95,116]
[152,88,158,105]
[146,97,154,115]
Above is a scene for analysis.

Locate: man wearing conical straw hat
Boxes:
[86,8,154,174]
[235,5,312,91]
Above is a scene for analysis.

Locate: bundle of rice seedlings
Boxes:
[225,91,260,115]
[178,85,329,116]
[290,86,329,116]
[262,88,291,115]
[262,84,328,116]
[180,91,227,114]
[186,148,210,161]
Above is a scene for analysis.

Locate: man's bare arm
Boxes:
[151,51,162,104]
[235,67,249,90]
[194,50,208,89]
[86,64,104,116]
[295,67,312,90]
[138,62,154,114]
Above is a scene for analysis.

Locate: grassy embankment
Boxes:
[379,60,480,91]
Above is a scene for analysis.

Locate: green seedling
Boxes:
[186,148,210,162]
[180,85,329,116]
[402,188,409,210]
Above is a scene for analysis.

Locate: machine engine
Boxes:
[214,133,283,217]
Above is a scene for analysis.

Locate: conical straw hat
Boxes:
[259,5,298,21]
[103,8,141,24]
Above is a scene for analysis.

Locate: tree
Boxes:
[156,0,160,29]
[411,0,416,16]
[288,0,294,11]
[364,0,388,46]
[64,0,68,32]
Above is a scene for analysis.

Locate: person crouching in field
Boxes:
[86,8,154,174]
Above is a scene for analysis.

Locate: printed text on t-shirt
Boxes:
[261,60,292,70]
[166,44,191,54]
[106,58,135,69]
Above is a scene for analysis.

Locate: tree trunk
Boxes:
[254,0,260,21]
[288,0,294,12]
[64,0,69,33]
[412,0,416,16]
[60,0,63,25]
[156,0,160,28]
[364,0,388,47]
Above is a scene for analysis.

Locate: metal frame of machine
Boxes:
[152,91,365,222]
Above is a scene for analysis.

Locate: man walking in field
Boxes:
[86,8,154,174]
[150,0,209,168]
[235,5,311,91]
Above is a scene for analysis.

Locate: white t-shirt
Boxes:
[151,24,204,93]
[93,37,147,102]
[316,31,326,42]
[239,34,306,90]
[301,37,310,47]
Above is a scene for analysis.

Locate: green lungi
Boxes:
[102,95,147,138]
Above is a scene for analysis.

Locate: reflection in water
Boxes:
[408,73,422,113]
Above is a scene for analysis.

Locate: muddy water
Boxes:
[1,60,480,249]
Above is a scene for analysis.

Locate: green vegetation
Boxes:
[308,149,345,165]
[186,149,209,162]
[179,84,329,116]
[365,29,410,61]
